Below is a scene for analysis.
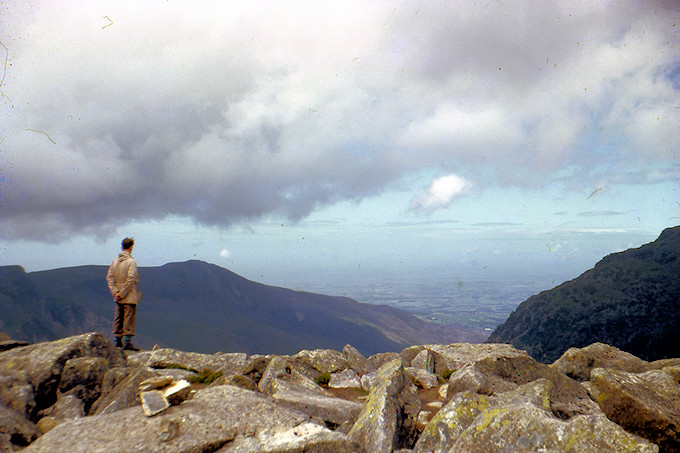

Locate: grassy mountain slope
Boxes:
[2,260,485,355]
[487,226,680,363]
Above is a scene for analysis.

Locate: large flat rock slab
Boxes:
[25,384,349,452]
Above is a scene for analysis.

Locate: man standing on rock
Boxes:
[106,237,141,351]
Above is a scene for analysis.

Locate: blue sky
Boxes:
[1,1,679,290]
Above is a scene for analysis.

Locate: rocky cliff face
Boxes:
[1,332,679,452]
[488,225,680,363]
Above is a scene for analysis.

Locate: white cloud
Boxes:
[0,0,678,241]
[410,174,472,214]
[219,249,231,259]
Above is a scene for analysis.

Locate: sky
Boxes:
[1,1,679,290]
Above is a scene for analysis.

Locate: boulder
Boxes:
[429,343,530,376]
[225,421,358,452]
[329,369,362,389]
[411,349,435,373]
[139,376,175,392]
[551,343,651,381]
[0,369,34,418]
[0,332,125,419]
[258,358,362,427]
[446,352,600,419]
[44,391,85,420]
[261,377,363,427]
[0,340,30,352]
[349,359,421,452]
[293,349,348,374]
[590,367,680,451]
[258,356,322,392]
[58,357,111,412]
[145,348,251,377]
[662,366,680,383]
[368,352,401,370]
[24,385,343,452]
[404,367,439,389]
[90,367,157,415]
[343,344,375,375]
[361,371,377,392]
[415,379,658,452]
[0,405,40,451]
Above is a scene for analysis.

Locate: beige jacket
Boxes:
[106,251,141,305]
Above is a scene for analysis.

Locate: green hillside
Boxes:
[487,226,680,363]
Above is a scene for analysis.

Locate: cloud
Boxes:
[219,249,231,259]
[409,174,472,214]
[0,1,678,241]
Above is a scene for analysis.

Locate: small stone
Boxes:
[140,390,169,416]
[36,417,59,434]
[328,369,362,389]
[139,375,174,392]
[162,380,191,406]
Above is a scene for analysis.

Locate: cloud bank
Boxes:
[1,1,678,241]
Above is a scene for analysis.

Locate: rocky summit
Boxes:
[1,333,679,452]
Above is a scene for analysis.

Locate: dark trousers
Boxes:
[113,303,137,337]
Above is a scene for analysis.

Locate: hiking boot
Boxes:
[123,343,140,351]
[114,337,123,348]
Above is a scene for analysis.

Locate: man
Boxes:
[106,237,141,351]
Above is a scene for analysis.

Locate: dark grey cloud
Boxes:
[1,1,678,241]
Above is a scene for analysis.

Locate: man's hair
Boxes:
[121,237,135,250]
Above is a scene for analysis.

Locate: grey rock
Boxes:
[258,356,324,393]
[58,357,110,411]
[343,344,375,375]
[0,369,34,418]
[361,371,377,392]
[140,390,170,416]
[329,369,361,389]
[217,421,358,452]
[404,367,439,389]
[0,405,40,451]
[415,379,658,453]
[411,349,435,373]
[264,377,363,427]
[24,385,319,453]
[590,367,680,451]
[41,391,84,420]
[349,359,421,453]
[294,348,348,374]
[368,352,401,370]
[0,340,29,352]
[162,380,191,406]
[139,375,175,392]
[124,350,153,368]
[427,343,530,376]
[145,348,251,377]
[551,343,651,381]
[446,351,600,419]
[0,332,124,419]
[90,367,157,415]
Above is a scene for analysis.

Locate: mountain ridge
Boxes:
[0,260,486,356]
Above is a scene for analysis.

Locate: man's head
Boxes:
[121,237,135,251]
